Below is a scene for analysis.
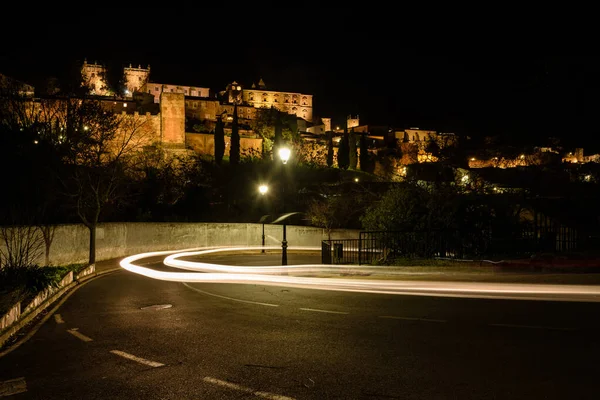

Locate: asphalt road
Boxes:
[1,253,600,399]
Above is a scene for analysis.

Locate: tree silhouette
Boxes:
[337,130,350,170]
[214,114,225,164]
[359,132,370,172]
[229,104,240,165]
[349,128,358,170]
[326,131,334,167]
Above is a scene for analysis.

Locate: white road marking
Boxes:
[379,315,446,323]
[54,314,64,324]
[183,283,279,307]
[67,328,93,342]
[489,323,576,331]
[110,350,165,367]
[299,307,349,315]
[203,376,295,400]
[0,377,27,396]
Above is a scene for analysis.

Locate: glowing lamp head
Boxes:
[259,185,269,195]
[278,147,291,164]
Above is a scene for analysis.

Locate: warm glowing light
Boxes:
[33,140,38,144]
[470,158,476,161]
[83,126,89,131]
[461,174,469,183]
[354,178,359,182]
[259,184,268,195]
[520,154,525,159]
[123,103,127,108]
[118,246,600,302]
[278,147,291,164]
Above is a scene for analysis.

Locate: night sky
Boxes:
[2,19,598,151]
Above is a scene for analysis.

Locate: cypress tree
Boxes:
[359,131,369,172]
[326,131,334,167]
[229,104,240,165]
[349,128,358,170]
[214,115,225,164]
[337,130,350,170]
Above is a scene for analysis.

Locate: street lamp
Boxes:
[278,146,290,266]
[258,185,269,253]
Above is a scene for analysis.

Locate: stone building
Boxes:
[81,60,109,96]
[124,64,151,97]
[142,82,210,103]
[236,79,314,122]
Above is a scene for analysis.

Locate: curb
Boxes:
[0,266,123,358]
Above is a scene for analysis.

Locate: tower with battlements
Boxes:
[81,59,109,95]
[124,64,151,97]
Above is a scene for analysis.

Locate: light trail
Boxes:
[119,246,600,302]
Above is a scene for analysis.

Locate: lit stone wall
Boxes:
[17,223,360,266]
[160,93,186,147]
[124,65,151,96]
[144,82,211,103]
[185,133,262,157]
[81,61,109,95]
[242,89,313,121]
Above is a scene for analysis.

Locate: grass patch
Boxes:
[0,263,87,316]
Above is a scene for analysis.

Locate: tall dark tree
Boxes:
[337,130,350,170]
[229,104,240,165]
[425,137,441,159]
[326,131,334,167]
[214,114,225,164]
[349,128,358,170]
[359,131,370,172]
[273,110,283,158]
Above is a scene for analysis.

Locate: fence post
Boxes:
[358,235,362,265]
[321,241,332,264]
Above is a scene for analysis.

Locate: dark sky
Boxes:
[2,19,598,151]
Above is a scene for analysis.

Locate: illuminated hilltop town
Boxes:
[2,60,598,183]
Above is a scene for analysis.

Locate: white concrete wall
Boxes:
[38,223,359,266]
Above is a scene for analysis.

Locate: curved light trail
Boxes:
[119,246,600,302]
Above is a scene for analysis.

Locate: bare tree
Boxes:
[60,98,151,265]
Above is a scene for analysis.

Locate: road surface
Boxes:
[1,253,599,399]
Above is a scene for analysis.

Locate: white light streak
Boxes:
[119,246,600,302]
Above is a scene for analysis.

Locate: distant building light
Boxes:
[470,157,476,161]
[33,140,38,144]
[123,103,127,107]
[354,178,359,182]
[520,154,525,159]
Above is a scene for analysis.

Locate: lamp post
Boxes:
[258,185,269,253]
[278,146,291,266]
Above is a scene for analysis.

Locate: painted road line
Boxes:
[379,315,447,323]
[0,377,27,396]
[299,307,349,315]
[67,328,93,342]
[203,377,295,400]
[489,323,576,331]
[110,350,165,368]
[54,314,64,324]
[183,283,279,307]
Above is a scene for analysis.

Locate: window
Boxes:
[155,87,159,91]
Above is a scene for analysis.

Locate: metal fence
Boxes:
[322,227,583,265]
